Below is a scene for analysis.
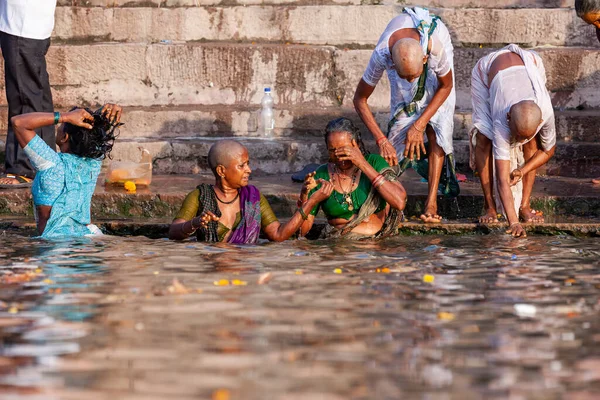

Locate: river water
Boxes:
[0,233,599,400]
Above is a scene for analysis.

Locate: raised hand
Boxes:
[312,179,334,203]
[192,211,220,230]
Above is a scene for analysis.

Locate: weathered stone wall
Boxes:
[0,0,598,176]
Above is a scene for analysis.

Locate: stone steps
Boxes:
[3,106,598,142]
[0,2,597,182]
[51,6,598,47]
[0,44,597,110]
[55,1,575,8]
[101,136,600,177]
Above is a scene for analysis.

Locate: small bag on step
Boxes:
[106,148,153,186]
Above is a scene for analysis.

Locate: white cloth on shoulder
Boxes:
[362,7,455,157]
[470,44,556,217]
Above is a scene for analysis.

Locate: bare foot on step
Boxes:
[479,209,499,224]
[420,204,442,223]
[519,206,544,223]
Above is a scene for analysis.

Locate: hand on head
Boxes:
[333,142,365,166]
[63,109,94,130]
[100,103,123,125]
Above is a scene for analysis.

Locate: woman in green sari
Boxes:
[298,118,407,238]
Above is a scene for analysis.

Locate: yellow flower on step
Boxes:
[437,312,455,321]
[334,268,343,274]
[124,181,136,192]
[423,274,435,284]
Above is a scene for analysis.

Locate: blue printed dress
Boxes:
[24,135,102,238]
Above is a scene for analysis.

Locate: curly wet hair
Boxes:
[63,107,120,160]
[324,117,369,157]
[575,0,600,17]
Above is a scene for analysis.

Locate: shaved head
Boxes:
[509,100,542,139]
[392,38,425,80]
[208,140,247,175]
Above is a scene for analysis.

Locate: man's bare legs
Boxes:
[420,125,444,223]
[520,137,544,223]
[474,130,498,223]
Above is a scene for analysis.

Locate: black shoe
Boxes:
[291,164,320,182]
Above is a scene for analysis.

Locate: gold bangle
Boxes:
[414,123,425,132]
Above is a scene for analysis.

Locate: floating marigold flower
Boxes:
[214,279,230,286]
[423,274,435,283]
[232,279,247,286]
[334,268,343,274]
[124,181,136,192]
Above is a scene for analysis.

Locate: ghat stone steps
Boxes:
[1,105,599,177]
[1,2,598,182]
[50,5,598,48]
[56,1,575,8]
[0,44,598,112]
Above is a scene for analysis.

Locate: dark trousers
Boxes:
[1,31,55,178]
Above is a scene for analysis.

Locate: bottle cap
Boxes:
[264,87,271,93]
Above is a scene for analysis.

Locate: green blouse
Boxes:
[175,189,279,242]
[308,154,390,220]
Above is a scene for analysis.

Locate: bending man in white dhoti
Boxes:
[353,7,456,223]
[471,44,556,238]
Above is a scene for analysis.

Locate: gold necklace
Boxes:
[334,166,358,211]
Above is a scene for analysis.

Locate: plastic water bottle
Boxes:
[260,87,274,136]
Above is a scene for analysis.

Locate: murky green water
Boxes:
[1,234,599,400]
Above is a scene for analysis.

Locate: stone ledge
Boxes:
[1,173,600,219]
[2,217,598,239]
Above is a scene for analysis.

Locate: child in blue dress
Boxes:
[12,104,122,238]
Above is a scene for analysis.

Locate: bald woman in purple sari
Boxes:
[169,140,333,244]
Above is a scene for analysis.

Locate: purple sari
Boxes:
[228,185,262,244]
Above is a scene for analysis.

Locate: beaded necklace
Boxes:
[333,165,359,211]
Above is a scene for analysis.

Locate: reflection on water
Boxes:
[0,234,599,399]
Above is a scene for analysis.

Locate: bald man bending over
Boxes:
[354,7,456,223]
[471,44,556,238]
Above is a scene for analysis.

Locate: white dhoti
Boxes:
[470,44,556,218]
[362,7,456,158]
[388,70,456,157]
